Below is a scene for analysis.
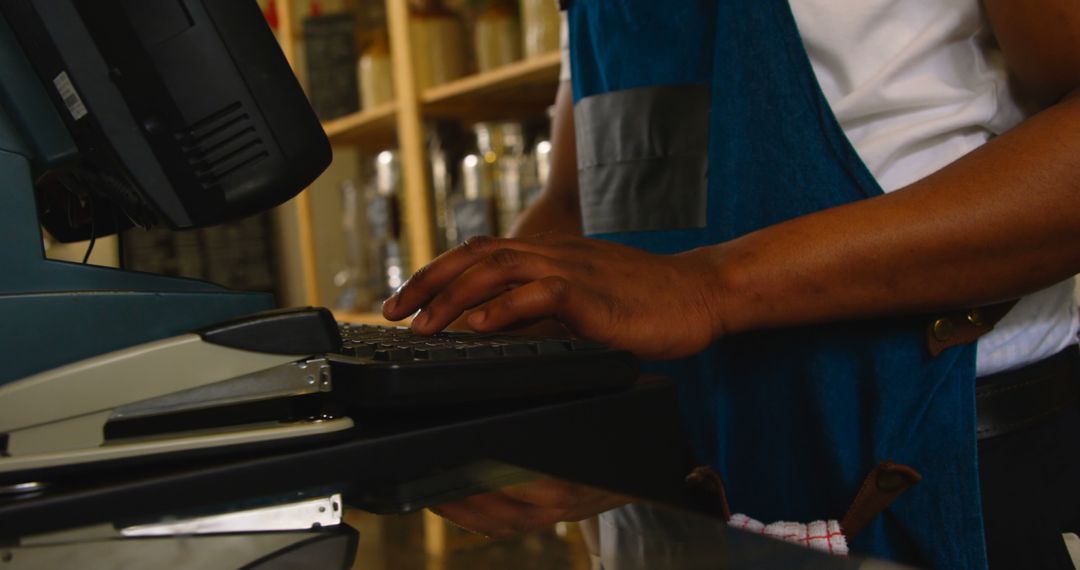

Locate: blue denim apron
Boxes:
[566,1,986,568]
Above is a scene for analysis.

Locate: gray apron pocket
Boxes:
[574,83,709,235]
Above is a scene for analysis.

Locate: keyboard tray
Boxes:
[329,324,639,411]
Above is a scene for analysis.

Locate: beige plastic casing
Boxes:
[0,334,353,473]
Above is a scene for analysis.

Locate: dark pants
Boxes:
[979,401,1080,569]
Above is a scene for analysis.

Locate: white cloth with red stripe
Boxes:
[728,513,849,555]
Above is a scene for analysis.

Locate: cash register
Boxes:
[0,0,639,483]
[0,3,688,565]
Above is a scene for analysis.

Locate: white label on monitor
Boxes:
[53,71,88,121]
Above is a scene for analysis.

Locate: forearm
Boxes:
[509,189,582,237]
[508,81,582,238]
[700,91,1080,336]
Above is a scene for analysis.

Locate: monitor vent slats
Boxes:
[177,103,268,189]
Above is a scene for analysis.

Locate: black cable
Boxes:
[81,194,96,264]
[115,205,126,269]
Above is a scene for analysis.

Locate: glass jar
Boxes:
[358,29,394,109]
[473,0,521,71]
[409,0,468,90]
[519,0,559,58]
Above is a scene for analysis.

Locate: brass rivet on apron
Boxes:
[876,470,908,493]
[932,318,954,341]
[966,309,983,327]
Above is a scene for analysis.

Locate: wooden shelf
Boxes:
[319,52,563,144]
[321,102,398,147]
[281,0,565,310]
[333,310,409,326]
[421,51,561,119]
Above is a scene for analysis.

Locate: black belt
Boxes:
[976,344,1080,440]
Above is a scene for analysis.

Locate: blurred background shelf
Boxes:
[263,0,562,315]
[421,51,561,119]
[246,2,591,567]
[333,310,406,327]
[322,102,399,147]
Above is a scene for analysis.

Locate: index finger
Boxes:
[384,236,543,320]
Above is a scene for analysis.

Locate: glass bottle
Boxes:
[525,104,556,207]
[521,137,550,209]
[333,179,368,311]
[262,0,280,43]
[428,128,455,252]
[474,121,526,234]
[366,151,408,304]
[452,153,498,243]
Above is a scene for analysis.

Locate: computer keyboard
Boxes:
[337,323,608,361]
[329,323,639,411]
[189,308,639,413]
[0,308,640,484]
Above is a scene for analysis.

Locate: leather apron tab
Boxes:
[685,465,733,521]
[926,300,1018,357]
[840,461,922,539]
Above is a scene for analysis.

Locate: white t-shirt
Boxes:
[562,2,1079,376]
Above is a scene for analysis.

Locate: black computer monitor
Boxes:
[0,0,330,238]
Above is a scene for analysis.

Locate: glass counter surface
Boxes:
[1,475,911,570]
[0,378,912,569]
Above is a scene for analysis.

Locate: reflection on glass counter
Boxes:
[1,472,906,570]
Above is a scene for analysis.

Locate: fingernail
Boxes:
[468,311,487,327]
[413,310,430,328]
[383,295,398,314]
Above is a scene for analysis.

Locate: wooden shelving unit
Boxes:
[273,0,560,325]
[270,3,566,559]
[422,51,561,118]
[322,102,399,147]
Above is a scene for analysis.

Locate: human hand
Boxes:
[429,478,631,539]
[445,309,570,338]
[381,234,722,360]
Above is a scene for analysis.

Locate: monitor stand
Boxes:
[0,19,273,385]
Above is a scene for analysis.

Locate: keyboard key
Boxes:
[414,347,460,360]
[534,340,570,354]
[350,343,376,358]
[570,339,606,351]
[501,344,536,356]
[337,324,614,364]
[332,322,637,411]
[374,348,413,362]
[461,344,500,358]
